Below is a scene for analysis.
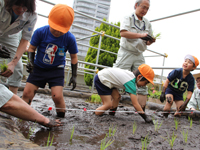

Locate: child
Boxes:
[160,54,199,117]
[94,64,154,123]
[22,4,78,118]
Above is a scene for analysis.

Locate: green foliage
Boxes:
[87,94,102,103]
[132,121,137,135]
[141,133,151,150]
[46,132,54,147]
[148,86,161,99]
[84,19,121,86]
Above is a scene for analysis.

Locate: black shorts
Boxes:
[27,65,64,88]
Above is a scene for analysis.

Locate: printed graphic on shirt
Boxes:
[43,44,58,64]
[170,78,188,92]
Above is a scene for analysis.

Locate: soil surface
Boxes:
[14,90,200,150]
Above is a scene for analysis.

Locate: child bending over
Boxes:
[94,64,154,123]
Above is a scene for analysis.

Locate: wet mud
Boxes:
[14,91,200,150]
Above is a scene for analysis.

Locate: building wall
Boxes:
[71,0,111,58]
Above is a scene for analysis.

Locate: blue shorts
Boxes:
[94,74,113,95]
[27,65,64,88]
[165,88,183,101]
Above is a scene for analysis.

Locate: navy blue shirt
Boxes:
[30,25,78,69]
[167,68,195,94]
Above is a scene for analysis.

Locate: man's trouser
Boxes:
[0,32,22,87]
[113,47,148,111]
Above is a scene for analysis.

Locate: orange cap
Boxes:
[184,54,199,68]
[48,4,74,33]
[193,56,199,67]
[138,64,155,85]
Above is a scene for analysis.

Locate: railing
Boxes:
[25,0,200,93]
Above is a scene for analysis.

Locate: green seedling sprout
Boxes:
[27,121,37,139]
[87,94,101,103]
[141,133,151,150]
[174,118,179,130]
[161,131,177,149]
[152,117,163,132]
[132,121,137,135]
[0,60,8,73]
[153,32,161,39]
[70,125,75,141]
[108,125,117,137]
[100,134,115,150]
[46,132,54,147]
[188,116,193,128]
[181,129,188,143]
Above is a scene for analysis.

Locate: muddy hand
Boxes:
[68,76,76,90]
[26,52,35,73]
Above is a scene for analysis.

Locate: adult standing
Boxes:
[0,0,37,94]
[187,75,200,110]
[113,0,155,111]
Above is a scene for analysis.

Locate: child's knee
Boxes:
[166,96,173,104]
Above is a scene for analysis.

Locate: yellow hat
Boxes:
[48,4,74,33]
[138,64,155,85]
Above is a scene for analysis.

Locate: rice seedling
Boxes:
[108,125,117,137]
[181,129,188,143]
[132,121,137,135]
[153,32,161,39]
[141,133,151,150]
[46,132,54,147]
[152,118,163,132]
[188,116,193,128]
[174,118,179,130]
[161,131,177,149]
[87,94,101,103]
[100,134,114,150]
[0,60,8,73]
[70,125,75,141]
[27,121,37,139]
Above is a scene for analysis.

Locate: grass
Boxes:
[87,94,101,103]
[161,131,177,149]
[174,118,179,130]
[141,133,151,150]
[46,132,54,147]
[153,32,161,39]
[188,116,193,128]
[181,129,188,143]
[132,121,137,135]
[70,125,75,141]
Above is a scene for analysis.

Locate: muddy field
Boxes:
[14,91,200,150]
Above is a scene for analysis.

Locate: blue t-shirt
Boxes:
[167,68,194,94]
[30,25,78,69]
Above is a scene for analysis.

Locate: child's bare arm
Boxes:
[129,93,144,113]
[130,93,153,123]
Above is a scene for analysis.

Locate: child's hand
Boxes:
[160,92,166,103]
